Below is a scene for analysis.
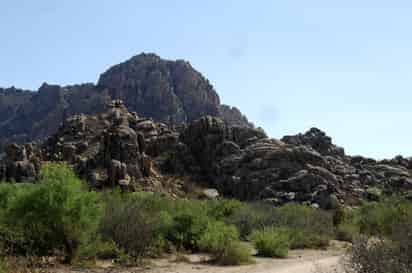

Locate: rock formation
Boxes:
[1,102,412,208]
[0,53,252,148]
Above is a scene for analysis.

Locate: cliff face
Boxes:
[98,53,221,124]
[0,83,110,145]
[0,87,33,125]
[0,53,252,148]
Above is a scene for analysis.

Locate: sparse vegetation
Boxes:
[11,163,412,272]
[227,202,334,249]
[343,198,412,273]
[250,228,290,258]
[100,192,170,261]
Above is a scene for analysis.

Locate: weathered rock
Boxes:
[1,102,412,208]
[0,53,252,149]
[282,127,345,157]
[0,143,41,182]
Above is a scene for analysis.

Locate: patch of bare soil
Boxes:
[43,241,349,273]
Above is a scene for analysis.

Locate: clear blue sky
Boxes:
[1,0,412,159]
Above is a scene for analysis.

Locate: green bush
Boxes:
[336,222,359,242]
[198,221,252,265]
[216,241,253,266]
[77,239,121,260]
[0,260,5,273]
[100,193,171,261]
[198,221,239,254]
[251,228,290,258]
[357,198,412,237]
[206,199,244,221]
[226,203,274,239]
[2,163,102,262]
[167,212,209,251]
[346,235,412,273]
[227,203,334,248]
[274,204,333,249]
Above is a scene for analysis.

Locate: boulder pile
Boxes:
[1,101,412,207]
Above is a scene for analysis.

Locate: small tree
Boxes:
[5,163,102,262]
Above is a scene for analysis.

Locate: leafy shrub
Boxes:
[77,239,121,260]
[198,221,252,265]
[227,203,333,248]
[0,259,5,273]
[226,203,274,239]
[100,193,171,261]
[2,163,102,262]
[345,199,412,273]
[216,241,253,266]
[357,198,412,237]
[336,222,359,243]
[167,212,209,251]
[206,199,244,221]
[250,228,290,258]
[198,221,238,253]
[274,204,333,249]
[0,184,29,256]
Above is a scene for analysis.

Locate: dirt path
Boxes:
[48,247,345,273]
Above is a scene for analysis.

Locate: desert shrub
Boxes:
[336,222,359,243]
[0,184,27,256]
[334,207,360,242]
[100,192,245,256]
[206,199,244,221]
[100,193,171,261]
[216,241,253,266]
[345,199,412,273]
[77,239,121,260]
[345,235,412,273]
[166,211,209,251]
[357,198,412,237]
[273,204,334,249]
[2,163,102,262]
[226,203,274,239]
[227,203,333,248]
[250,228,290,258]
[198,221,238,253]
[0,259,5,273]
[198,221,252,265]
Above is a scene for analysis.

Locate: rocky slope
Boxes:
[1,101,412,208]
[0,53,252,148]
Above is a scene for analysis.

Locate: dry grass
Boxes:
[0,257,49,273]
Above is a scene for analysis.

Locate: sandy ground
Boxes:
[45,244,346,273]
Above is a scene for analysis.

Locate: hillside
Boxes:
[2,100,412,207]
[0,53,252,148]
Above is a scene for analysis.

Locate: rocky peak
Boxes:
[0,53,252,149]
[98,53,221,124]
[282,127,345,157]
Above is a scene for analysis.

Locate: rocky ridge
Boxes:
[1,101,412,208]
[0,53,252,148]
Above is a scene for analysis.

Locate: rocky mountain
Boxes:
[2,101,412,208]
[0,53,252,148]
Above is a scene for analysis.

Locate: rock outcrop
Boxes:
[0,53,252,148]
[39,100,179,191]
[2,102,412,208]
[2,53,411,207]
